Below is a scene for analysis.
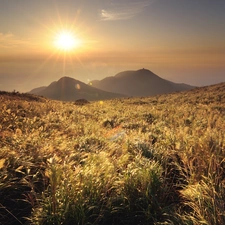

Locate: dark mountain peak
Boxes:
[114,69,159,80]
[137,68,151,73]
[58,76,81,84]
[58,76,73,81]
[91,68,195,97]
[137,68,157,76]
[29,76,125,101]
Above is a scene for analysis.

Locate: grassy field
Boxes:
[0,83,225,225]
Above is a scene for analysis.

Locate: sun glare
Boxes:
[54,30,80,51]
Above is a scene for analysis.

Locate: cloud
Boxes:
[0,33,31,49]
[100,0,154,21]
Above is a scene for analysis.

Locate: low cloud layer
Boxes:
[0,33,26,48]
[0,33,36,51]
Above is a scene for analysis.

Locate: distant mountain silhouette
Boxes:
[91,69,194,96]
[29,86,47,94]
[29,77,125,101]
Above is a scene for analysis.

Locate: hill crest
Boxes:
[29,76,125,101]
[91,68,194,97]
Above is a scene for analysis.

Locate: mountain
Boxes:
[29,86,47,94]
[90,68,195,97]
[29,77,125,101]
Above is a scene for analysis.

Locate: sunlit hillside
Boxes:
[0,83,225,225]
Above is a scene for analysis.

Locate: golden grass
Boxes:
[0,83,224,224]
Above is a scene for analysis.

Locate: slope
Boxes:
[91,68,194,96]
[29,77,125,101]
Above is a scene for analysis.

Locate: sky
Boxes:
[0,0,225,92]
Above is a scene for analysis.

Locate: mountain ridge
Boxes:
[29,76,125,101]
[91,68,195,96]
[30,68,195,101]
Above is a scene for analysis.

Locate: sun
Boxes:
[54,30,80,51]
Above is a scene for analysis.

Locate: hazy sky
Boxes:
[0,0,225,92]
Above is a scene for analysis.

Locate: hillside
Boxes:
[0,82,225,225]
[29,77,125,101]
[91,68,194,96]
[29,86,47,94]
